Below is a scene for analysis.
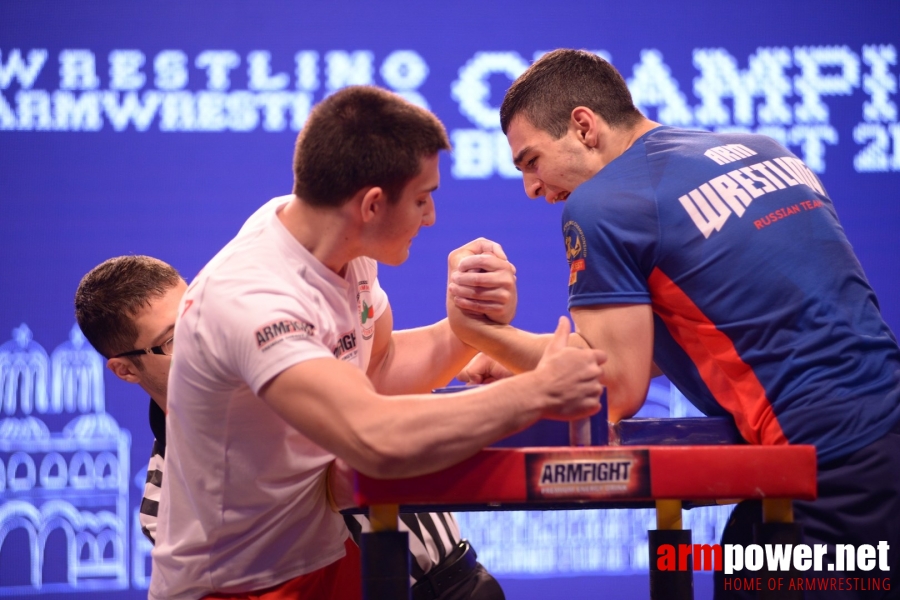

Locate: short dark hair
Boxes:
[75,256,182,360]
[500,49,642,138]
[292,86,450,207]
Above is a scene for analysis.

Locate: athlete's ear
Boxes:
[571,106,601,148]
[107,357,141,384]
[359,186,386,224]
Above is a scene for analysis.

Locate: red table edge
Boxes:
[353,445,817,506]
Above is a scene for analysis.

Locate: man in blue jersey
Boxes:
[449,49,900,599]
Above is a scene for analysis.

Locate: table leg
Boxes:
[649,499,693,600]
[756,499,802,599]
[361,504,410,600]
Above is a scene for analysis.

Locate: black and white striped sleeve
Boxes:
[139,439,164,543]
[141,398,167,544]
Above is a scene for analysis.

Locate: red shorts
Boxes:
[203,538,361,600]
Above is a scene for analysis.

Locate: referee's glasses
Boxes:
[113,336,174,358]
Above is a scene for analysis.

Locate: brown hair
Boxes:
[292,86,450,207]
[500,49,642,138]
[74,256,182,360]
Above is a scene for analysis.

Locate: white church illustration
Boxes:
[0,323,145,594]
[0,322,727,594]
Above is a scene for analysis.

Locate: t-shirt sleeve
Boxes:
[564,172,660,309]
[212,289,335,396]
[370,270,389,321]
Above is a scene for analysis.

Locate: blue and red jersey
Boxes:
[564,126,900,463]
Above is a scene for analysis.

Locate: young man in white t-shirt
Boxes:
[150,86,607,600]
[74,255,502,599]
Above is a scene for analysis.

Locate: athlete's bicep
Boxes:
[259,358,382,469]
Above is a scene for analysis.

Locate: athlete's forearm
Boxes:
[447,319,591,375]
[352,373,552,478]
[368,318,477,395]
[263,323,606,480]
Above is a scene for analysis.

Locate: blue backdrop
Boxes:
[1,1,898,598]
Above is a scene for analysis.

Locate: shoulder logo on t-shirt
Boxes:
[357,280,375,340]
[255,318,315,351]
[563,221,587,286]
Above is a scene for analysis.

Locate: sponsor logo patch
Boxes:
[357,280,376,340]
[563,220,587,286]
[255,318,315,351]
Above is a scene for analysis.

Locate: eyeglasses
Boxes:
[113,336,174,358]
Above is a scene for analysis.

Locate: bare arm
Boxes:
[260,317,606,478]
[366,303,477,395]
[570,304,655,422]
[366,237,518,394]
[446,307,588,375]
[451,298,655,421]
[448,255,585,371]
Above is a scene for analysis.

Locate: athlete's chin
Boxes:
[380,249,410,267]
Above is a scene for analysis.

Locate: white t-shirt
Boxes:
[150,196,388,600]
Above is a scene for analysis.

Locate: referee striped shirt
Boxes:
[344,511,462,584]
[139,399,166,542]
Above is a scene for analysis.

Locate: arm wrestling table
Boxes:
[351,403,817,600]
